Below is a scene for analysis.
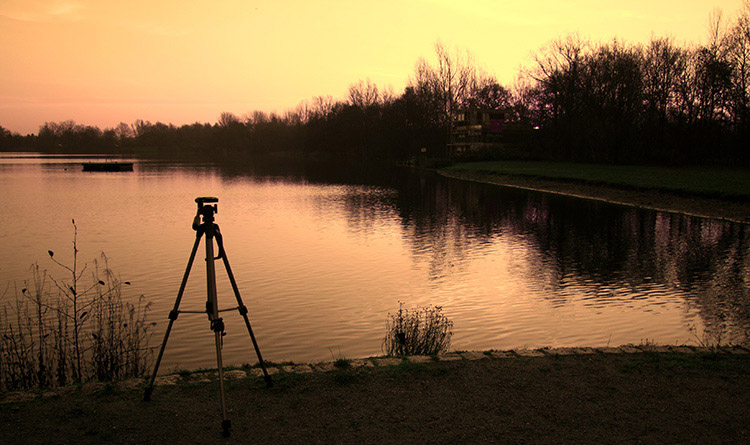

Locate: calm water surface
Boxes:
[1,153,748,369]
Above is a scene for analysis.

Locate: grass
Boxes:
[443,161,750,199]
[382,302,453,357]
[385,360,448,379]
[616,350,748,374]
[0,222,154,390]
[331,368,359,384]
[333,358,351,369]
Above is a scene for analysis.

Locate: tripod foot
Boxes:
[264,375,273,388]
[143,387,153,402]
[221,420,231,438]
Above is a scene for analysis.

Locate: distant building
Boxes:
[447,108,505,157]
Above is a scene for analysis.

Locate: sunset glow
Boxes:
[0,0,744,134]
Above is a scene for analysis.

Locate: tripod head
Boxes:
[194,196,218,228]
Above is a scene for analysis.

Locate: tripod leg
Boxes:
[213,325,231,437]
[204,226,232,437]
[221,251,273,387]
[144,231,203,401]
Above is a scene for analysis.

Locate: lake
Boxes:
[1,153,748,370]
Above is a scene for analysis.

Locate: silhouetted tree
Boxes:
[411,41,484,126]
[113,122,133,143]
[467,79,513,110]
[641,37,686,161]
[12,3,750,166]
[348,79,380,109]
[582,40,644,162]
[0,125,12,151]
[529,34,589,159]
[310,95,336,120]
[218,112,241,127]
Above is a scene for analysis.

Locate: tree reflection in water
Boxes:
[173,156,749,346]
[336,166,749,346]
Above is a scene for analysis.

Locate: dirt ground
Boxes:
[1,351,748,444]
[439,170,750,224]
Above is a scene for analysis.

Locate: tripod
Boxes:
[143,197,273,438]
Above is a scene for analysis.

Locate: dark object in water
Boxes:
[82,162,133,172]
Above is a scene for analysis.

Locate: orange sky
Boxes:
[0,0,745,134]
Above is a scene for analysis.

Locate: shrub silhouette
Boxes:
[383,302,453,356]
[0,222,154,390]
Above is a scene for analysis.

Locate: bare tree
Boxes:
[113,122,132,142]
[529,34,589,125]
[510,74,539,124]
[348,79,380,109]
[244,111,269,126]
[469,76,512,109]
[292,100,311,123]
[218,112,241,127]
[695,9,734,123]
[380,85,396,105]
[409,41,500,128]
[310,95,336,119]
[726,0,750,126]
[131,120,151,137]
[432,41,475,121]
[643,37,685,125]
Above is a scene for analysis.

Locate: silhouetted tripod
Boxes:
[143,197,273,438]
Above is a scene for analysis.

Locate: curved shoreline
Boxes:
[439,169,750,224]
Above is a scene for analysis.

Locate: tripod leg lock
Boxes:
[238,305,248,316]
[214,225,226,260]
[168,310,179,321]
[211,317,225,333]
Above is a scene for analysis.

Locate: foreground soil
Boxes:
[2,352,749,444]
[439,170,750,224]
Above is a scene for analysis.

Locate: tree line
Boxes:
[523,7,750,164]
[1,3,748,165]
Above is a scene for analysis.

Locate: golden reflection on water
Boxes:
[0,154,747,369]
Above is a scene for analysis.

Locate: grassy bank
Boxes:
[443,161,750,200]
[1,349,748,443]
[440,161,750,223]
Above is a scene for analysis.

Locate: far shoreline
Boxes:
[439,168,750,224]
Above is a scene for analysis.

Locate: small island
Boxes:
[82,162,133,172]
